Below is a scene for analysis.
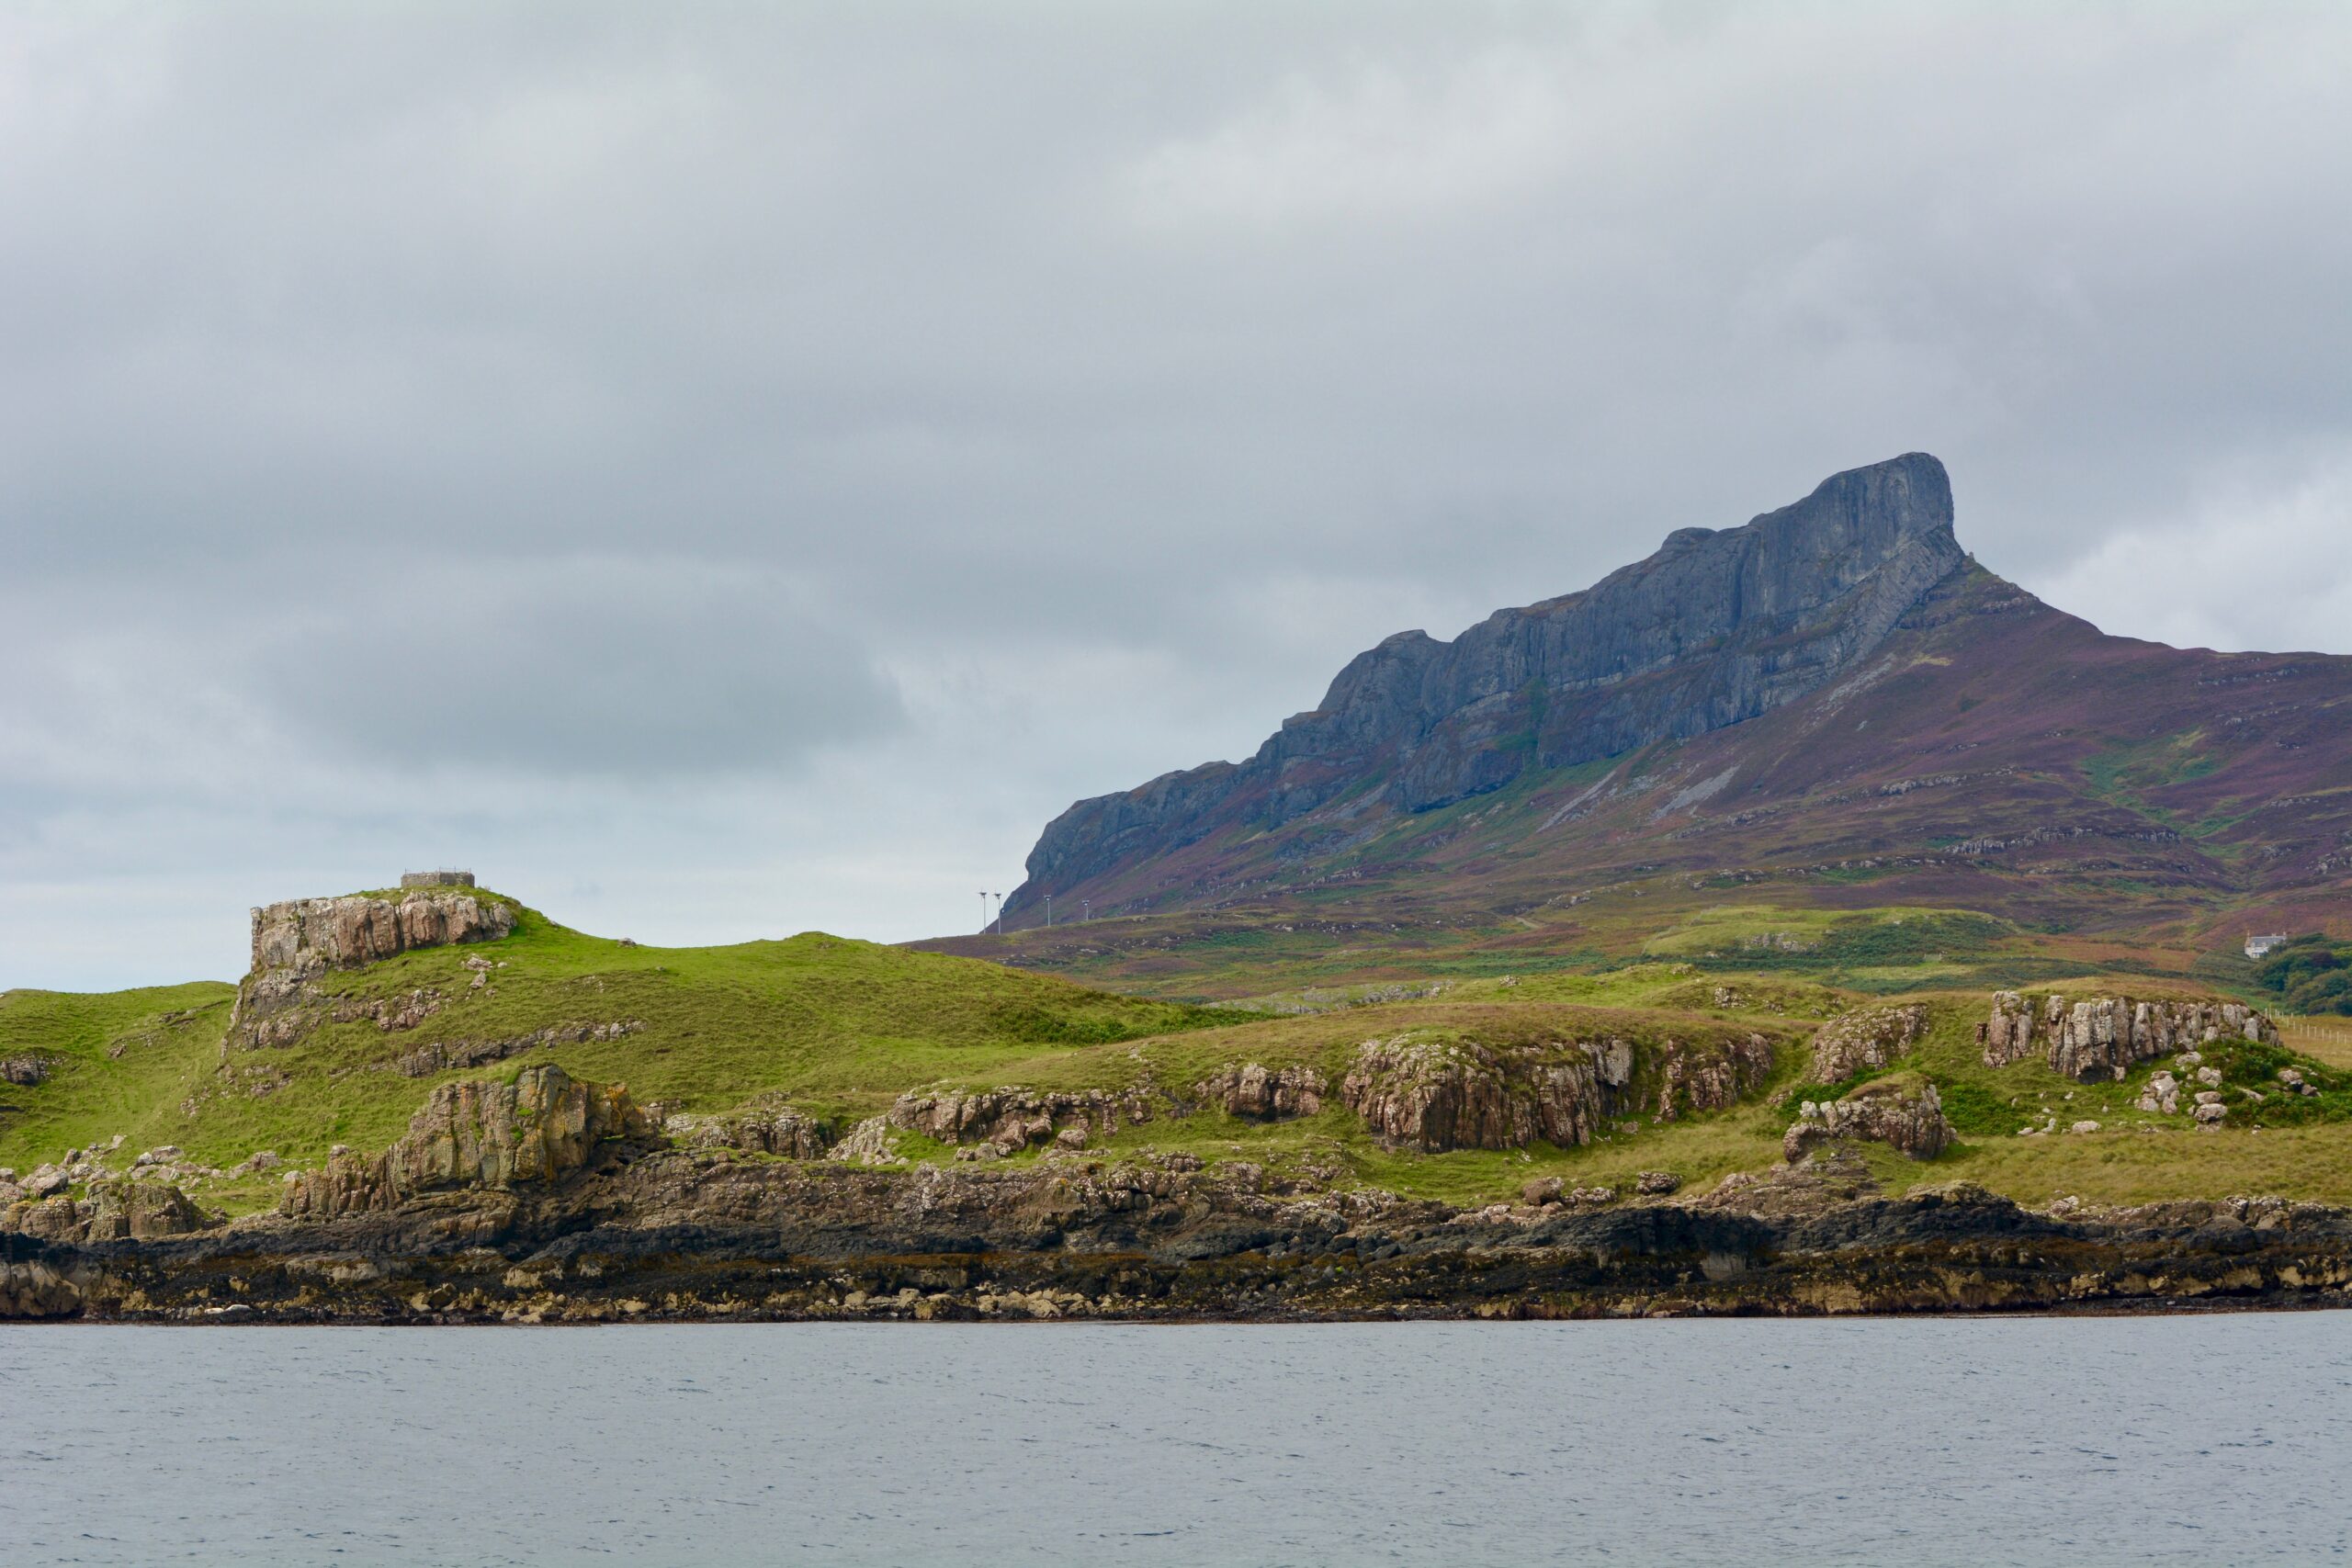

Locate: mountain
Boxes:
[998,455,2352,958]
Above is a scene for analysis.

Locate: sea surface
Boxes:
[3,1315,2347,1566]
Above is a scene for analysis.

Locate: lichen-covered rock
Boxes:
[1194,1064,1325,1121]
[1978,993,2278,1081]
[1635,1170,1681,1196]
[1811,1005,1928,1083]
[1785,1078,1955,1162]
[1,1055,46,1087]
[281,1064,643,1219]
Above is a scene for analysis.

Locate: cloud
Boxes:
[3,4,2351,986]
[1121,51,1581,228]
[252,558,903,777]
[2027,450,2352,655]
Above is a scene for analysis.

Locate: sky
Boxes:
[6,3,2352,989]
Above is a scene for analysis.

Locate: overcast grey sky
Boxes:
[6,3,2351,988]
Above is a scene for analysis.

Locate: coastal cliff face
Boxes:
[1012,454,1962,918]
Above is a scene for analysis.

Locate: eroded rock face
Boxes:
[250,892,514,974]
[665,1107,832,1159]
[281,1064,643,1219]
[232,891,517,1050]
[888,1087,1153,1151]
[1010,455,1962,916]
[1785,1079,1954,1162]
[1340,1032,1772,1153]
[1195,1064,1326,1121]
[1977,993,2278,1081]
[1810,1005,1928,1083]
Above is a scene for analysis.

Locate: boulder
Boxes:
[1634,1170,1682,1196]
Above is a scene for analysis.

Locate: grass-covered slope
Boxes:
[0,898,1244,1186]
[14,890,2352,1223]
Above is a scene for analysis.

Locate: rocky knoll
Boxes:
[1340,1030,1774,1153]
[1008,454,1963,919]
[280,1064,643,1219]
[232,890,516,1049]
[1980,993,2277,1080]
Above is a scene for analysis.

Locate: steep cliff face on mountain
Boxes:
[993,453,2352,947]
[1016,455,1964,908]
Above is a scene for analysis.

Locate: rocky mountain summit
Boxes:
[984,451,2352,953]
[1013,454,1963,915]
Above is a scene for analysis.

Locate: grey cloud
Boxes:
[252,558,903,776]
[4,4,2351,986]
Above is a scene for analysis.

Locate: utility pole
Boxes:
[1045,894,1052,928]
[1081,898,1090,922]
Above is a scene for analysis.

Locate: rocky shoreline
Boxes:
[9,1140,2350,1324]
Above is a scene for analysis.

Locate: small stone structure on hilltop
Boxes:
[401,869,477,889]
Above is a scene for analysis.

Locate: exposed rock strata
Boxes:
[1011,454,1963,918]
[1808,1005,1928,1083]
[232,890,516,1050]
[280,1064,642,1220]
[1979,993,2278,1080]
[1340,1032,1772,1153]
[0,1179,215,1246]
[1785,1078,1955,1162]
[888,1086,1155,1151]
[12,1155,2352,1325]
[1195,1064,1325,1121]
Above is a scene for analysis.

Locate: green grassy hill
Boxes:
[11,890,2352,1221]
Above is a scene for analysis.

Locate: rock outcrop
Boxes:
[1009,454,1963,919]
[1785,1077,1954,1161]
[280,1064,643,1219]
[1,1179,215,1245]
[249,890,514,974]
[1194,1064,1326,1121]
[1808,1005,1928,1083]
[232,889,517,1049]
[1978,992,2278,1080]
[664,1105,833,1159]
[1340,1031,1773,1153]
[888,1086,1155,1152]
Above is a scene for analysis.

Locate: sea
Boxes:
[3,1314,2346,1566]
